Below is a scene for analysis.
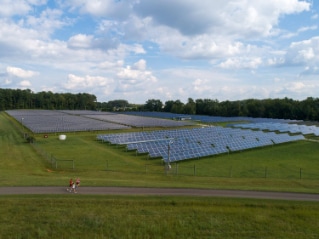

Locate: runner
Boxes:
[72,180,76,193]
[75,178,80,193]
[67,178,74,192]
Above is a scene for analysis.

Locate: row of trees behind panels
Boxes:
[1,88,319,121]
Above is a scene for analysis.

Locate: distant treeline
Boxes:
[139,98,319,121]
[0,89,97,110]
[1,88,319,121]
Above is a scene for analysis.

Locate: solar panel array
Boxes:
[6,110,130,133]
[233,122,319,136]
[6,110,194,133]
[82,113,194,127]
[98,127,304,162]
[121,111,298,124]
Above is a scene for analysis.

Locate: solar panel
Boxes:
[98,126,305,162]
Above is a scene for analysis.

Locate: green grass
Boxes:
[1,112,319,192]
[1,195,319,239]
[1,111,319,239]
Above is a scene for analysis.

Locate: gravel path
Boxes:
[0,187,319,201]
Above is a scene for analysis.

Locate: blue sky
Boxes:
[0,0,318,104]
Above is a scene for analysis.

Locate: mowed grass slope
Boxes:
[1,195,319,239]
[0,112,50,185]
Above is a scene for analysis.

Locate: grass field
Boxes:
[1,195,319,239]
[1,111,319,238]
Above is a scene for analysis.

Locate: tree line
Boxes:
[141,97,319,121]
[1,88,319,121]
[0,89,97,110]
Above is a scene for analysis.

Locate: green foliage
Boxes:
[164,97,319,121]
[0,88,97,110]
[99,99,130,111]
[26,134,36,143]
[144,99,163,111]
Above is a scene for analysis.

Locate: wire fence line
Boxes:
[103,160,319,180]
[28,140,319,179]
[31,142,75,170]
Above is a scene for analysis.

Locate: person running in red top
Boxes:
[67,178,74,192]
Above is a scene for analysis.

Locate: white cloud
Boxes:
[0,0,32,17]
[112,59,158,98]
[133,59,146,71]
[286,36,319,65]
[278,80,319,99]
[6,66,39,78]
[287,81,306,91]
[281,25,318,39]
[68,34,93,49]
[64,74,112,90]
[25,8,67,37]
[19,80,32,87]
[219,57,263,69]
[192,78,210,94]
[117,65,157,85]
[135,0,310,37]
[98,60,124,70]
[65,0,132,19]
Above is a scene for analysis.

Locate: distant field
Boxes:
[1,111,319,193]
[1,111,319,239]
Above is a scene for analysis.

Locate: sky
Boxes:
[0,0,318,104]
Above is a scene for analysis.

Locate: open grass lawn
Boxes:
[1,111,319,238]
[1,195,319,239]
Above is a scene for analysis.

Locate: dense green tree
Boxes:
[183,98,196,114]
[195,99,219,115]
[163,100,175,112]
[0,88,97,110]
[300,97,319,121]
[170,100,184,114]
[144,99,163,111]
[106,100,129,111]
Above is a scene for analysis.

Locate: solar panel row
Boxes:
[6,110,194,133]
[84,113,194,127]
[121,111,299,124]
[6,110,130,133]
[234,122,319,136]
[98,127,304,162]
